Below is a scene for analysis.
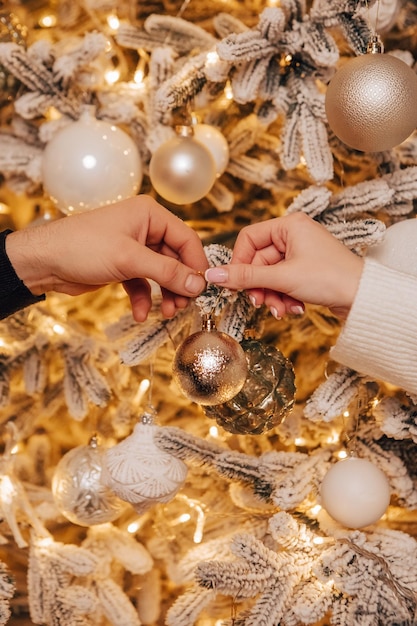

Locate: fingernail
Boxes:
[249,295,260,309]
[270,307,281,320]
[185,273,206,294]
[290,305,304,315]
[205,267,229,283]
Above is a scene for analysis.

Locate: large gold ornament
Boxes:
[172,314,248,406]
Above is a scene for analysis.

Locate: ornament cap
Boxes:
[366,35,383,54]
[201,313,216,332]
[175,124,194,137]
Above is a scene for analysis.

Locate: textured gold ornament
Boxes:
[325,46,417,152]
[173,315,248,406]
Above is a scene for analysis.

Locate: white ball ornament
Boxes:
[42,107,143,215]
[51,437,125,527]
[192,123,229,177]
[366,219,417,275]
[149,126,217,205]
[325,49,417,152]
[320,457,391,529]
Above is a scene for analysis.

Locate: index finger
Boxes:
[232,220,284,265]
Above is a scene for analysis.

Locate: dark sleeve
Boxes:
[0,230,46,320]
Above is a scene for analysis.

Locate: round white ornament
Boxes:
[52,438,125,526]
[320,456,390,529]
[325,52,417,152]
[366,218,417,275]
[149,126,217,205]
[42,108,143,215]
[102,416,188,514]
[192,123,229,176]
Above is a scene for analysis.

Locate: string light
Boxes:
[106,13,120,31]
[310,504,322,516]
[127,521,140,533]
[105,68,121,84]
[0,475,16,505]
[38,13,56,28]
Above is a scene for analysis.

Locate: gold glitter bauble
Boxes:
[325,52,417,152]
[204,338,295,435]
[173,317,248,406]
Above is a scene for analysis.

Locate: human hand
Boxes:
[6,195,208,321]
[204,212,364,319]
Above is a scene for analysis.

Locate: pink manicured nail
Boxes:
[249,295,260,309]
[205,267,229,283]
[270,307,281,320]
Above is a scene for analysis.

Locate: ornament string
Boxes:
[339,537,417,621]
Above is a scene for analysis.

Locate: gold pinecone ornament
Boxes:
[204,337,296,435]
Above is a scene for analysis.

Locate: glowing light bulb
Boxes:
[310,504,322,516]
[313,536,325,545]
[39,13,56,28]
[105,68,120,85]
[224,80,234,100]
[127,521,140,533]
[0,476,16,505]
[206,50,219,66]
[107,13,120,31]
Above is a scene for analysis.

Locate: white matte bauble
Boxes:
[149,131,217,204]
[102,420,188,514]
[320,457,390,529]
[366,219,417,275]
[52,440,125,526]
[192,123,229,176]
[42,108,143,214]
[325,53,417,152]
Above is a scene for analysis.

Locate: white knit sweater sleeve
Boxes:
[330,258,417,396]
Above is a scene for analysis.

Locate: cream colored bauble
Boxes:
[320,457,390,529]
[192,123,229,176]
[149,127,217,204]
[325,52,417,152]
[102,417,188,514]
[42,108,143,214]
[366,219,417,275]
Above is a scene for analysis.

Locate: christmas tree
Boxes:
[1,0,417,624]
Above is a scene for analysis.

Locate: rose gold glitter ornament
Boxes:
[172,314,248,406]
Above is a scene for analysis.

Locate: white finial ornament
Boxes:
[102,412,188,514]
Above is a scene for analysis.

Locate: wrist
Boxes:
[6,228,49,296]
